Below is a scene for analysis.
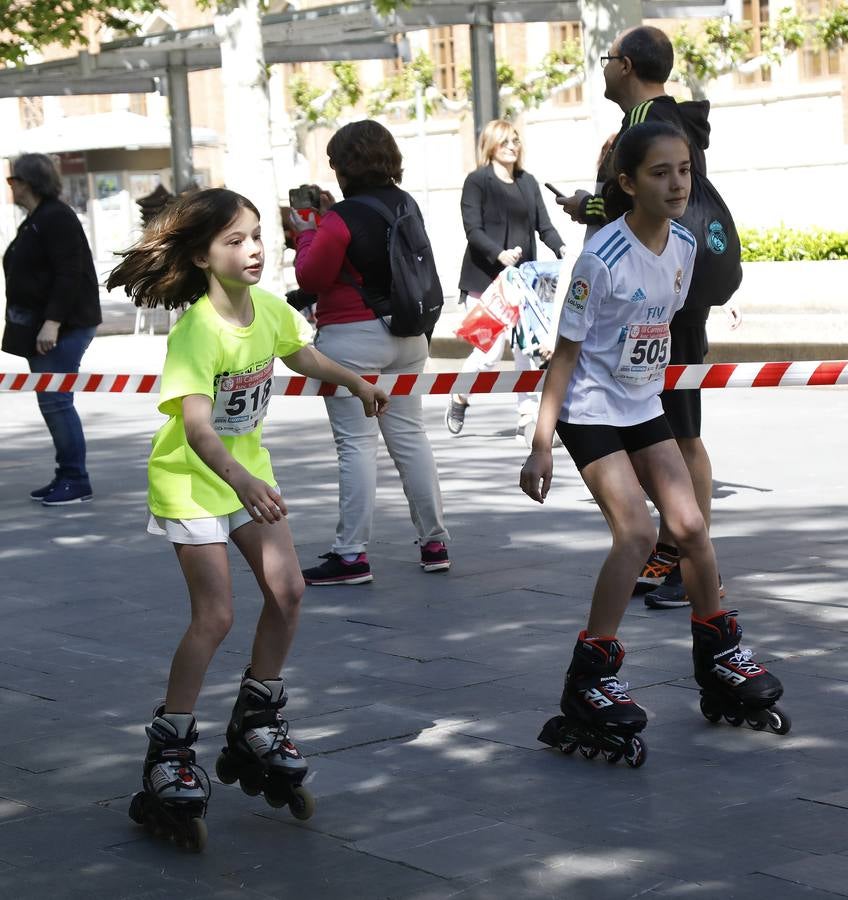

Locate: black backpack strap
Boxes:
[345,194,399,224]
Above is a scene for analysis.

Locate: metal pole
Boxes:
[166,53,194,194]
[469,2,498,141]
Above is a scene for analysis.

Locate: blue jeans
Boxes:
[28,326,96,483]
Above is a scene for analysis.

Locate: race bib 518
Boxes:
[212,360,274,435]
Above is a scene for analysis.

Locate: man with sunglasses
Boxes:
[559,25,731,611]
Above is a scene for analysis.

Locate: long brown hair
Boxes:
[106,188,260,309]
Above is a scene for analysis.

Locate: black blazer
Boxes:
[2,197,101,357]
[458,165,564,295]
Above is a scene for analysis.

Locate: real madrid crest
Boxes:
[674,268,683,293]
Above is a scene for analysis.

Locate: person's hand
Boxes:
[559,191,590,222]
[35,320,60,355]
[724,300,743,330]
[288,208,317,233]
[498,246,523,267]
[318,189,335,214]
[519,448,553,503]
[558,245,567,259]
[353,379,390,417]
[231,473,287,523]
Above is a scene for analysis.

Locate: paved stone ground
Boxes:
[0,339,846,898]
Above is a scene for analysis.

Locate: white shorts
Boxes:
[148,486,281,545]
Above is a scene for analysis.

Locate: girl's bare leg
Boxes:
[579,450,657,636]
[231,516,305,681]
[630,439,720,619]
[166,542,234,712]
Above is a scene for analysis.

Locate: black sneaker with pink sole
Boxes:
[302,552,373,585]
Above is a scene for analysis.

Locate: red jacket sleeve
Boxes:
[293,211,352,292]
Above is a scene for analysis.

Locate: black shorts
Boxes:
[661,320,709,439]
[556,415,674,471]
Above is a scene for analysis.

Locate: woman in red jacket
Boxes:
[290,120,450,586]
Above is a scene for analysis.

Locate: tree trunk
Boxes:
[215,0,285,294]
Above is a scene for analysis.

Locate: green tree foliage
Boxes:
[290,61,362,128]
[0,0,160,65]
[817,3,848,50]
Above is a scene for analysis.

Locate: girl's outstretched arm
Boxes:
[282,344,389,418]
[519,336,581,504]
[182,394,286,523]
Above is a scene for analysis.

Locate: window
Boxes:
[431,26,458,99]
[383,34,405,79]
[550,22,583,105]
[737,0,772,86]
[800,1,841,79]
[19,97,44,130]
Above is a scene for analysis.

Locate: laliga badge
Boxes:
[674,268,683,294]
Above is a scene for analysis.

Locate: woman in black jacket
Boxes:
[447,120,565,438]
[2,153,101,505]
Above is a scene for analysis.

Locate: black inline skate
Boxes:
[539,631,648,768]
[692,609,790,734]
[215,669,314,820]
[128,707,210,852]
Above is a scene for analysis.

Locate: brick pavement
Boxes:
[0,339,846,898]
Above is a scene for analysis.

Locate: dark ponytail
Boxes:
[602,121,689,220]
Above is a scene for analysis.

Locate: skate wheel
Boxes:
[185,817,207,852]
[724,710,745,727]
[747,717,768,731]
[561,739,579,755]
[767,705,792,735]
[699,695,722,724]
[239,773,263,796]
[264,780,290,809]
[128,791,147,825]
[215,751,239,785]
[579,744,599,760]
[288,785,315,821]
[624,735,647,769]
[537,716,566,748]
[603,749,623,764]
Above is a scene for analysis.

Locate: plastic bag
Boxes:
[454,267,523,352]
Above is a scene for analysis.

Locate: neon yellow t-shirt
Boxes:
[148,287,313,519]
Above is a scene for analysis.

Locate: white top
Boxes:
[557,215,696,426]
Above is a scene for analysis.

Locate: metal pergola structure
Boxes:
[0,1,731,190]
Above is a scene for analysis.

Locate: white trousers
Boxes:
[314,320,449,555]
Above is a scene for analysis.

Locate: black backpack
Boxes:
[664,107,743,309]
[346,193,444,337]
[675,169,743,308]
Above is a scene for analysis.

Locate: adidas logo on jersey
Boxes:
[630,288,647,303]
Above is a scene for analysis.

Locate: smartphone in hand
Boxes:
[544,182,565,198]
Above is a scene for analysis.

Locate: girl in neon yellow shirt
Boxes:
[108,188,387,849]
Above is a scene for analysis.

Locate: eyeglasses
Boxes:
[499,138,521,148]
[600,55,625,68]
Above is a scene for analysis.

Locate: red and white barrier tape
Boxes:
[1,361,846,395]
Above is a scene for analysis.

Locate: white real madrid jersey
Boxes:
[557,215,696,426]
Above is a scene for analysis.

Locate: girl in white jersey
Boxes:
[520,123,788,767]
[107,189,388,848]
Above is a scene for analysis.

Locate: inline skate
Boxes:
[215,669,314,820]
[692,609,791,734]
[538,632,648,768]
[128,707,210,851]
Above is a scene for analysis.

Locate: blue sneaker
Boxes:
[30,479,57,501]
[41,479,93,506]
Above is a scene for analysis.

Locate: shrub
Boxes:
[739,225,848,261]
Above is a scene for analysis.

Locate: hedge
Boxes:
[739,226,848,261]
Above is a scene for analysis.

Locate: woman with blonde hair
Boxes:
[446,119,566,439]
